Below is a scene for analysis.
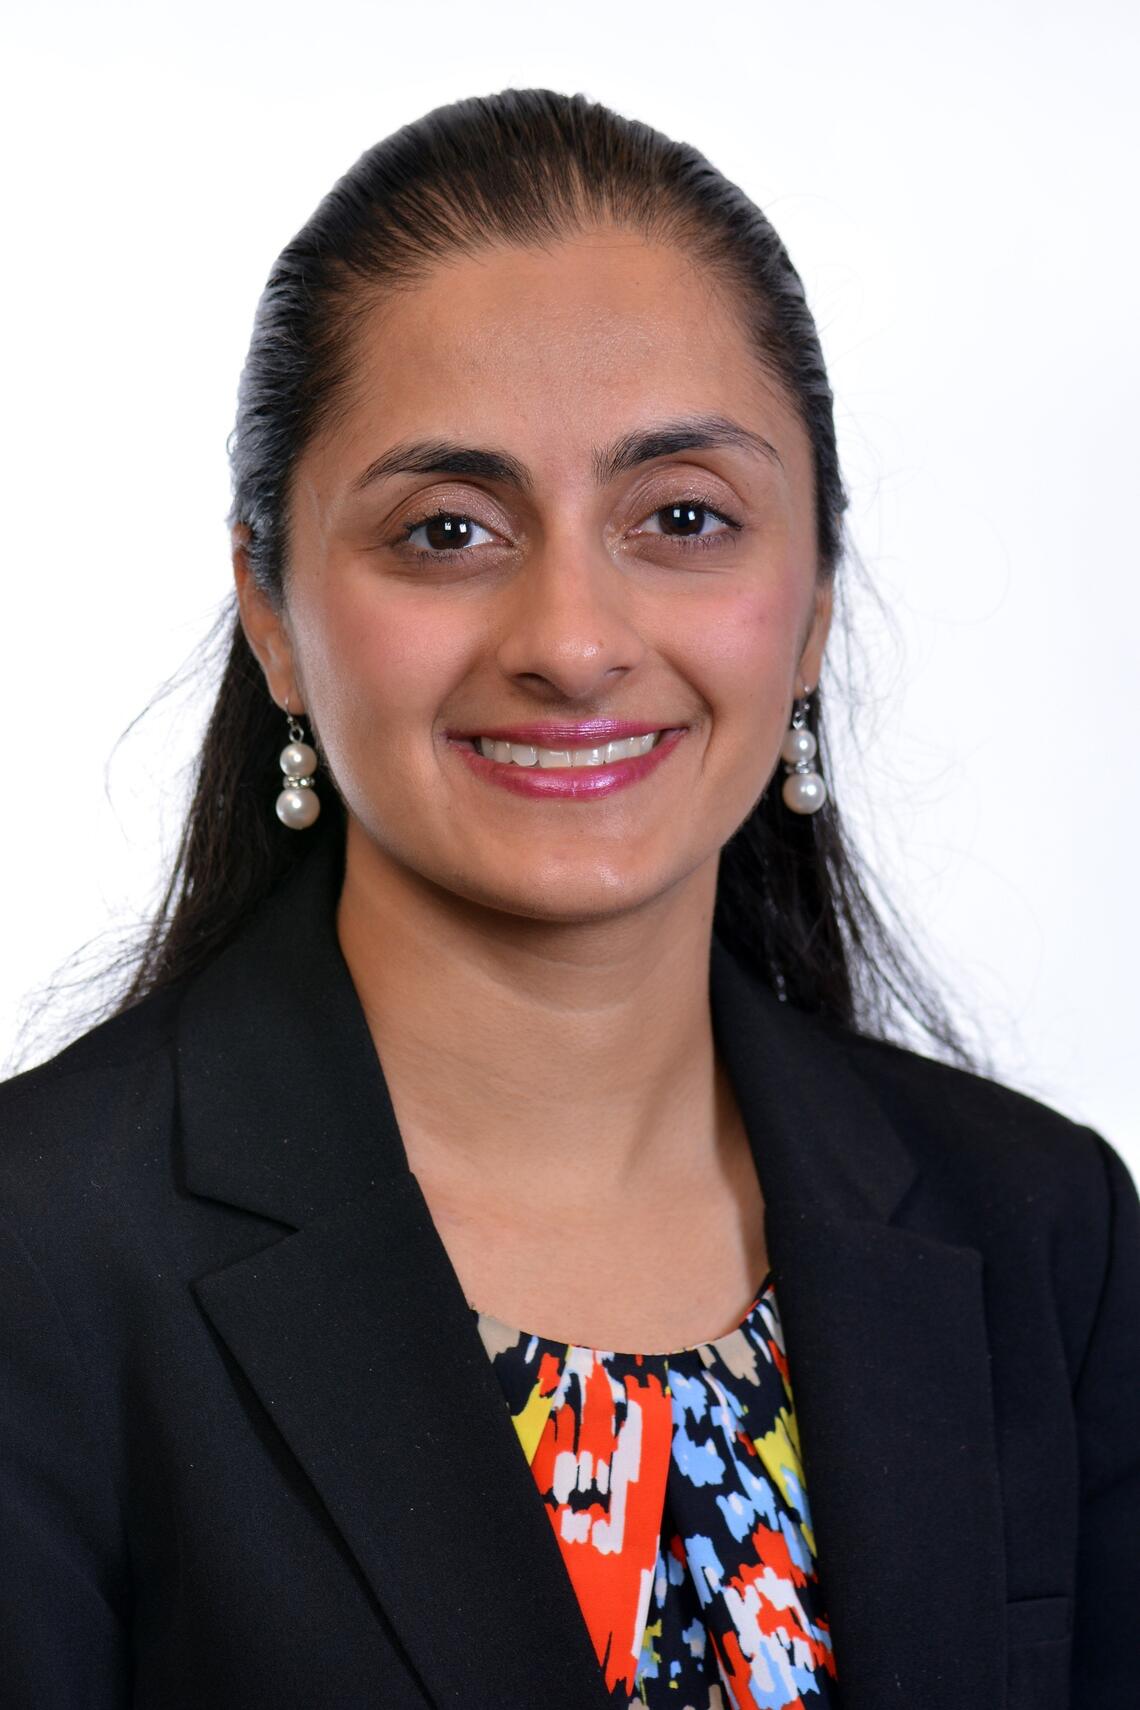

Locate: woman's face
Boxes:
[236,228,832,924]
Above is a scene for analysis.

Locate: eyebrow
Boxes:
[347,413,783,496]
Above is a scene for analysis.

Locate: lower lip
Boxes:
[449,729,688,800]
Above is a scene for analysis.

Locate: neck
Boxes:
[335,819,729,1214]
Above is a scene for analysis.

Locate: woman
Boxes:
[1,88,1136,1710]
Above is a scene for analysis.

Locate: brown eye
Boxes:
[401,512,492,554]
[638,500,740,546]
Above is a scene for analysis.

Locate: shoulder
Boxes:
[0,983,186,1232]
[813,1019,1140,1399]
[828,1017,1098,1158]
[817,1013,1134,1272]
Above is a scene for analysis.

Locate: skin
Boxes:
[234,226,833,1350]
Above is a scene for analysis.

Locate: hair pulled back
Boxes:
[122,87,976,1066]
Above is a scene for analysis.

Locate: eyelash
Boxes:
[395,500,743,564]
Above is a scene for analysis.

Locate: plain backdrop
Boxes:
[1,0,1136,1174]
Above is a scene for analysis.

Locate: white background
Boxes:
[2,0,1136,1173]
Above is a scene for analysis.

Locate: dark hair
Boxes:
[114,87,981,1069]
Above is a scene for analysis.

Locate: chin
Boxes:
[443,862,668,924]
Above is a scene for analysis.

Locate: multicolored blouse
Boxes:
[472,1272,839,1709]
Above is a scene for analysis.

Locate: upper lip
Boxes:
[447,719,683,745]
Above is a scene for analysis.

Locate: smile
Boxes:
[473,731,665,767]
[450,727,687,800]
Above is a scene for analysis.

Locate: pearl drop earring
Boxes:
[780,685,827,815]
[275,700,321,830]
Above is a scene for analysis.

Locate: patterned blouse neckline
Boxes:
[469,1267,775,1360]
[472,1265,839,1704]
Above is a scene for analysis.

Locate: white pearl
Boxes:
[780,727,817,765]
[279,741,318,778]
[276,785,321,829]
[781,771,827,814]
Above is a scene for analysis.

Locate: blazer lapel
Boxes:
[192,1180,615,1707]
[179,836,1007,1710]
[711,942,1008,1709]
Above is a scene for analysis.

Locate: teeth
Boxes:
[476,732,665,766]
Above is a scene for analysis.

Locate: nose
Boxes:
[492,529,647,702]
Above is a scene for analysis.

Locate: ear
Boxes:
[231,526,303,713]
[795,576,834,695]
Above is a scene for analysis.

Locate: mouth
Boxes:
[448,725,688,801]
[453,728,683,769]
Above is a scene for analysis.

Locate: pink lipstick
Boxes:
[447,724,688,801]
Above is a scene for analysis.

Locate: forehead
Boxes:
[314,229,808,491]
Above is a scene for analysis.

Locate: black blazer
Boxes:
[1,836,1137,1710]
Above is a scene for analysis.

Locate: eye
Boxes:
[635,500,741,551]
[399,511,496,557]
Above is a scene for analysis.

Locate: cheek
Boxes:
[289,578,470,762]
[680,581,802,735]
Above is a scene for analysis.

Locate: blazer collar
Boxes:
[179,836,1007,1709]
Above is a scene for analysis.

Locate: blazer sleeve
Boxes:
[0,1215,130,1707]
[1070,1130,1140,1705]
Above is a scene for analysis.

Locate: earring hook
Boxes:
[280,693,305,746]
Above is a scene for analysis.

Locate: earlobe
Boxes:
[231,527,299,711]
